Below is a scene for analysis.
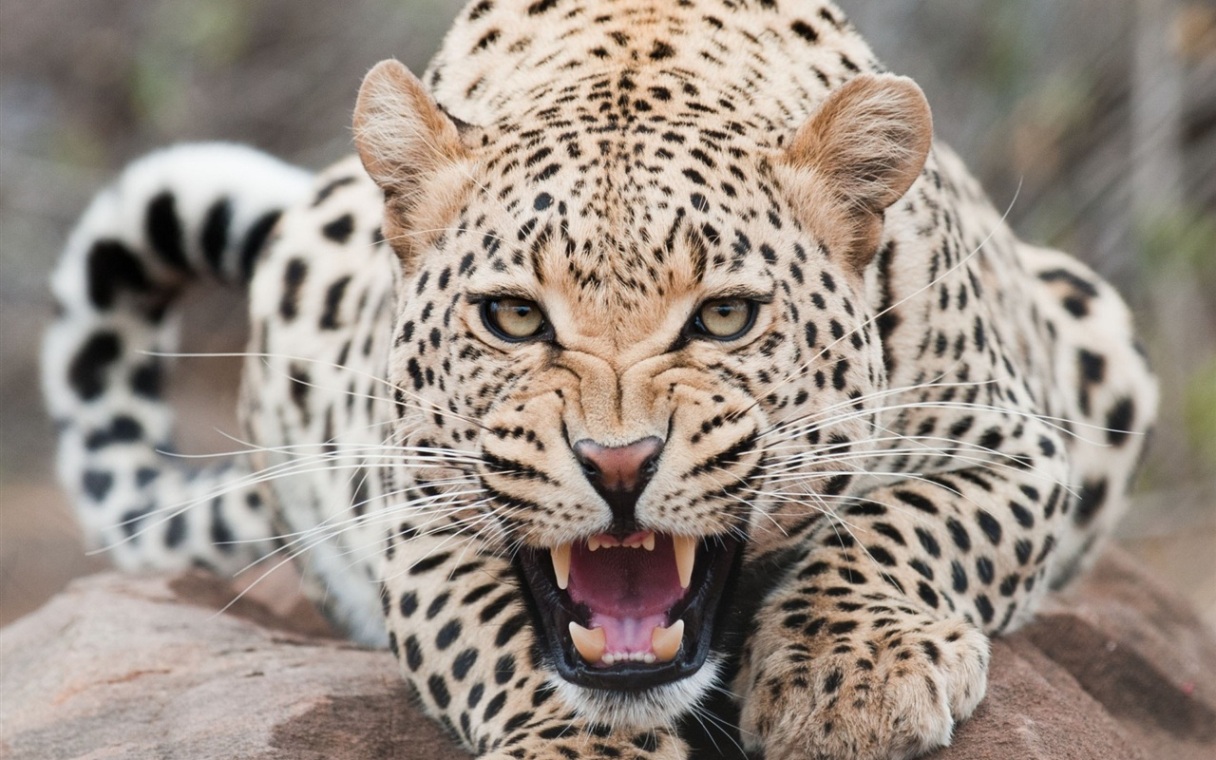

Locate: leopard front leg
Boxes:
[738,464,1068,759]
[383,534,688,760]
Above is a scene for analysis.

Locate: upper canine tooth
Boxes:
[673,535,697,589]
[551,544,571,590]
[569,622,606,664]
[641,532,656,552]
[651,619,684,662]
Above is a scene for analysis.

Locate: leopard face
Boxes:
[355,60,931,723]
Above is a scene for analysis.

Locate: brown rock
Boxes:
[2,550,1213,760]
[0,571,469,760]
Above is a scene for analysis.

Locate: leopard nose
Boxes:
[573,436,664,532]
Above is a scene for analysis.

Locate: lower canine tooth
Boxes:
[551,544,571,590]
[651,619,684,662]
[569,622,606,664]
[673,535,697,589]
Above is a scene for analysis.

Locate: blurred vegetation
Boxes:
[0,0,1212,618]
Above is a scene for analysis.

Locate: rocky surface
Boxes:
[2,550,1213,760]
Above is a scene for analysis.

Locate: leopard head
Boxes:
[354,58,931,725]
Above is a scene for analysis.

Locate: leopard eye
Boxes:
[482,298,549,342]
[693,298,758,341]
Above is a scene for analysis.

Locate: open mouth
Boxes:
[518,531,741,690]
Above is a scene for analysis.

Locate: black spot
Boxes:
[909,559,934,580]
[649,40,675,59]
[85,415,143,450]
[894,490,938,514]
[917,582,939,609]
[838,567,867,584]
[404,635,424,671]
[1009,501,1034,528]
[824,668,843,693]
[921,640,941,664]
[146,192,189,272]
[494,611,529,646]
[131,361,163,399]
[452,648,478,680]
[200,198,233,274]
[1000,573,1020,597]
[426,591,451,619]
[914,528,941,558]
[312,176,356,206]
[1078,349,1106,384]
[435,619,462,650]
[320,276,351,330]
[975,555,995,584]
[1105,398,1135,446]
[945,518,971,552]
[976,510,1002,545]
[974,594,995,624]
[399,591,418,617]
[483,691,507,721]
[828,620,857,635]
[210,498,235,553]
[83,470,113,501]
[494,654,516,685]
[1075,478,1109,526]
[527,0,557,14]
[790,20,819,42]
[69,332,122,401]
[240,210,282,282]
[87,241,151,310]
[279,259,308,320]
[427,674,452,708]
[951,561,968,593]
[1015,538,1033,565]
[322,213,355,243]
[119,506,152,539]
[409,551,452,574]
[533,192,553,210]
[165,512,186,548]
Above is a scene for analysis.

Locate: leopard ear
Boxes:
[353,59,470,267]
[779,74,932,275]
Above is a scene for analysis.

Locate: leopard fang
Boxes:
[569,621,606,664]
[673,535,696,589]
[551,543,571,590]
[650,619,684,662]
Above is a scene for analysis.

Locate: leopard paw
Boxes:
[739,617,988,760]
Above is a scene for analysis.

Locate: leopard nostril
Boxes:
[572,436,664,532]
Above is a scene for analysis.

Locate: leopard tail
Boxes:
[42,143,312,574]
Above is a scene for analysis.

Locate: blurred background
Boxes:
[1,0,1213,627]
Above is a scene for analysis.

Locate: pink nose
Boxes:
[573,437,664,531]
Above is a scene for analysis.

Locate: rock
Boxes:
[0,571,468,760]
[2,550,1213,760]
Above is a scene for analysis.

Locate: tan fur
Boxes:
[778,74,933,274]
[354,60,472,271]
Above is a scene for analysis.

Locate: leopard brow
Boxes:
[701,286,775,304]
[464,290,540,304]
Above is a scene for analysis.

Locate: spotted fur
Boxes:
[46,1,1157,758]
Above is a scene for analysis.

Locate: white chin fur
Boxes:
[551,655,723,729]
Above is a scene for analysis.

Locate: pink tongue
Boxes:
[589,612,668,654]
[567,534,685,656]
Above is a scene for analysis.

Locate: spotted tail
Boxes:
[42,143,313,573]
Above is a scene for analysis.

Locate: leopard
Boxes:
[43,0,1159,758]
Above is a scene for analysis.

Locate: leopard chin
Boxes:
[551,655,727,729]
[516,532,743,693]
